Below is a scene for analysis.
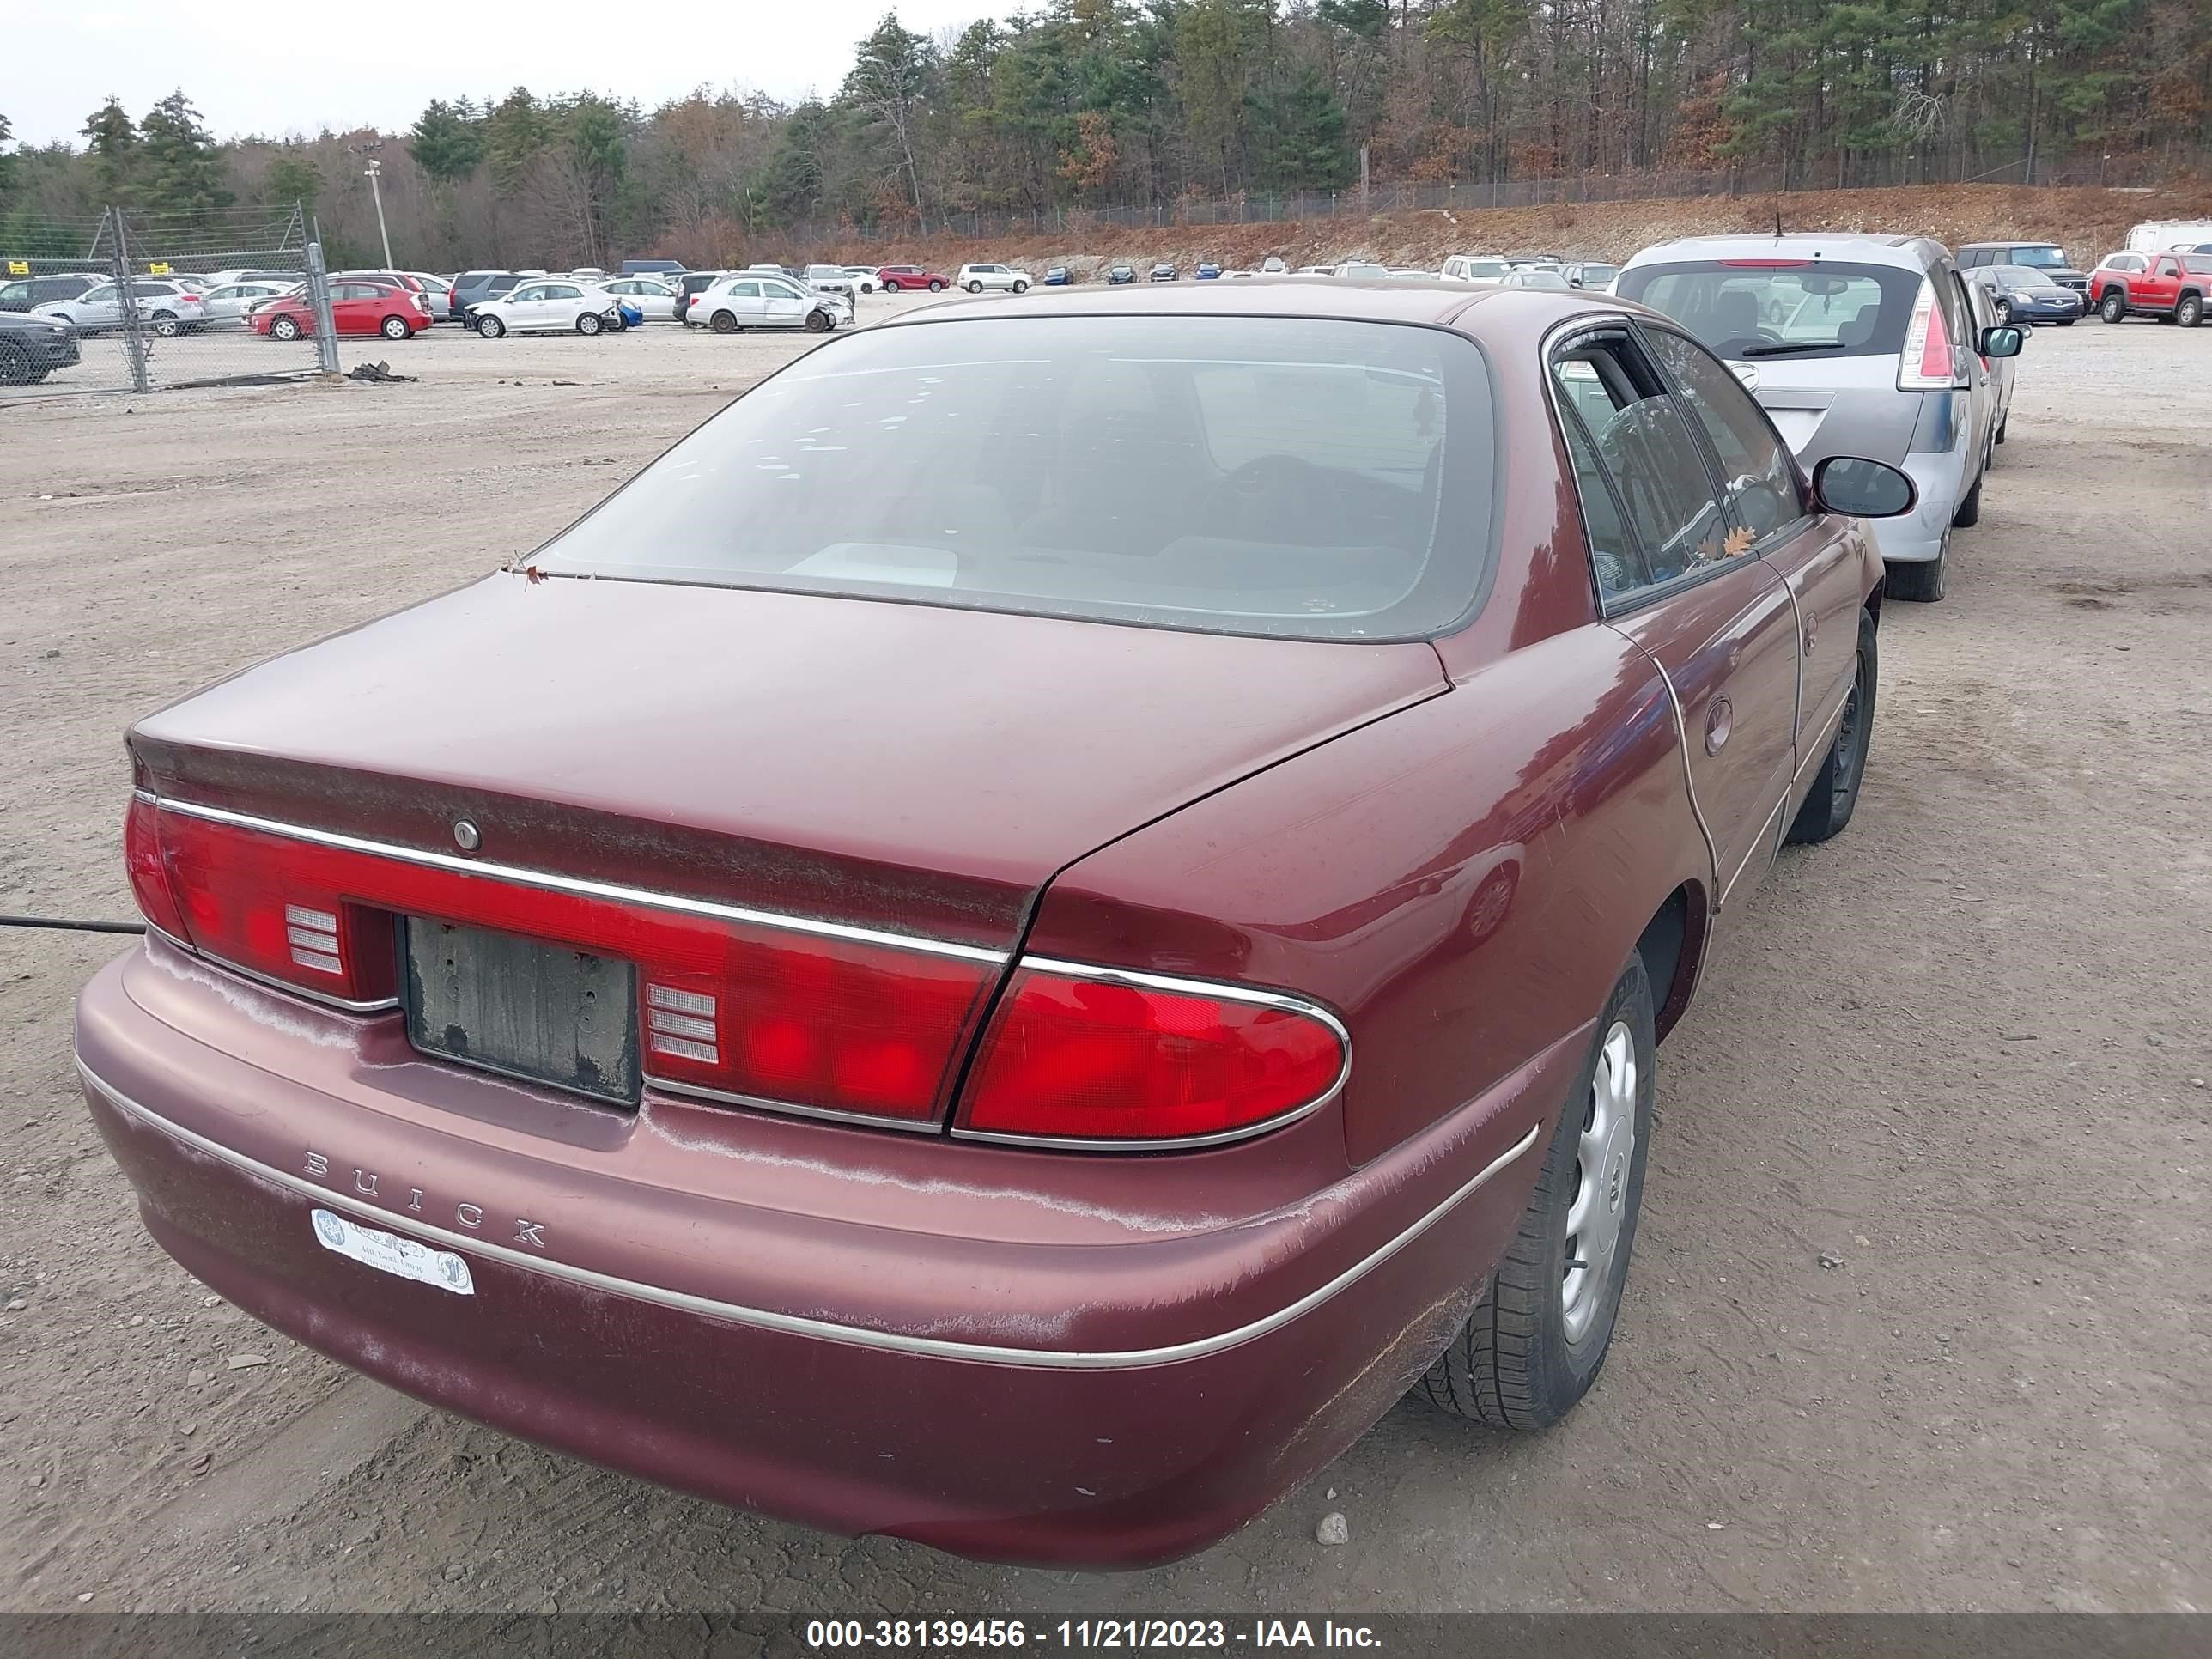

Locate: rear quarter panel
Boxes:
[1025,624,1702,1165]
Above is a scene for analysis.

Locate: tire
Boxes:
[1995,414,2008,445]
[0,340,36,386]
[2100,289,2128,325]
[477,314,505,339]
[927,279,945,292]
[1786,611,1877,844]
[149,311,180,337]
[576,311,602,336]
[1951,453,1984,528]
[709,310,738,333]
[966,280,984,293]
[269,314,302,343]
[884,280,902,293]
[1419,954,1656,1431]
[1887,538,1948,603]
[1012,279,1029,293]
[2179,294,2204,328]
[804,308,831,333]
[1992,299,2011,325]
[380,315,410,340]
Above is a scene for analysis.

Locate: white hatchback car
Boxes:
[690,274,852,334]
[600,276,684,321]
[957,264,1030,294]
[471,279,625,338]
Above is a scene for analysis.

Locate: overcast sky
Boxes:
[10,3,1010,147]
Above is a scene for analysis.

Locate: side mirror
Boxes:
[1980,325,2025,357]
[1813,456,1917,520]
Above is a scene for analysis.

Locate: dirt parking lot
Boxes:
[2,297,2207,1619]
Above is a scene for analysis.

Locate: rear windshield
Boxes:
[2182,256,2212,276]
[535,314,1496,641]
[2008,246,2069,268]
[1616,260,1923,360]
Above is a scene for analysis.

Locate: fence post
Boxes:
[110,208,152,396]
[305,240,340,374]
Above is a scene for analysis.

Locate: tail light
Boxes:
[688,292,701,306]
[125,793,191,942]
[1898,277,1958,390]
[121,793,996,1122]
[954,961,1346,1146]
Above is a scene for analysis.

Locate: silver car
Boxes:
[32,278,209,337]
[691,274,851,333]
[1616,234,2021,602]
[198,279,298,330]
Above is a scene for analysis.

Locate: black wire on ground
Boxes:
[1,915,148,935]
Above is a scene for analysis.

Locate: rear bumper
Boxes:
[75,944,1557,1566]
[1872,447,1970,564]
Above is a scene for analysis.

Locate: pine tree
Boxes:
[1247,64,1355,191]
[82,98,140,204]
[138,90,231,216]
[485,88,547,191]
[263,144,319,211]
[410,99,486,185]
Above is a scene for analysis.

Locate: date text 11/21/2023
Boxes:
[804,1620,1383,1650]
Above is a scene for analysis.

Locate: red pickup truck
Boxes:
[2087,250,2212,327]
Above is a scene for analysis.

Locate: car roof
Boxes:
[1959,240,2061,250]
[875,275,1623,336]
[1623,232,1945,269]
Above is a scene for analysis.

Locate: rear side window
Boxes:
[1617,260,1922,360]
[2008,246,2068,269]
[536,314,1497,641]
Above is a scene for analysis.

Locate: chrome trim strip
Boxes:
[79,1059,1536,1370]
[643,1074,948,1137]
[1720,791,1790,909]
[950,957,1354,1152]
[189,941,402,1015]
[147,793,1007,965]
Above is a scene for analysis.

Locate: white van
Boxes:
[2124,220,2212,254]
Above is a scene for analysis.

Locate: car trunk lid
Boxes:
[128,573,1446,1122]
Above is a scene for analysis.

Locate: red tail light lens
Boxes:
[1898,277,1957,390]
[158,808,398,1006]
[125,793,191,942]
[956,963,1346,1146]
[126,796,996,1122]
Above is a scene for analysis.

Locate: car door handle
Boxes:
[1803,612,1818,655]
[1705,698,1734,756]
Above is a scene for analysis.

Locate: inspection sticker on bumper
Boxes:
[311,1208,475,1296]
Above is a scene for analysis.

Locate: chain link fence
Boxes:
[2,204,340,402]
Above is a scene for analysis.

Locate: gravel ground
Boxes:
[1,302,2207,1618]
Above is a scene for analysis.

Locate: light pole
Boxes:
[364,159,394,270]
[349,138,395,270]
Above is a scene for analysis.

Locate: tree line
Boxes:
[2,0,2204,269]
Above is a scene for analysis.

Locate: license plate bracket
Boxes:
[403,918,640,1106]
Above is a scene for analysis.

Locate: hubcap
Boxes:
[1561,1020,1637,1342]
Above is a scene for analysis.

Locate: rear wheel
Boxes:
[380,314,410,340]
[884,280,902,292]
[966,279,984,293]
[149,311,180,337]
[477,314,506,339]
[709,310,738,333]
[576,311,602,336]
[1887,537,1948,603]
[1950,461,1984,528]
[2100,289,2128,324]
[1420,955,1656,1431]
[1787,611,1877,844]
[1012,279,1029,293]
[2179,294,2204,328]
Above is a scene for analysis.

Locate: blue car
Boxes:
[1043,266,1073,285]
[1195,262,1222,281]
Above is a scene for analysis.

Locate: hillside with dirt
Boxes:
[804,182,2212,278]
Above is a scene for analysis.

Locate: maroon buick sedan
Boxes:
[78,281,1914,1566]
